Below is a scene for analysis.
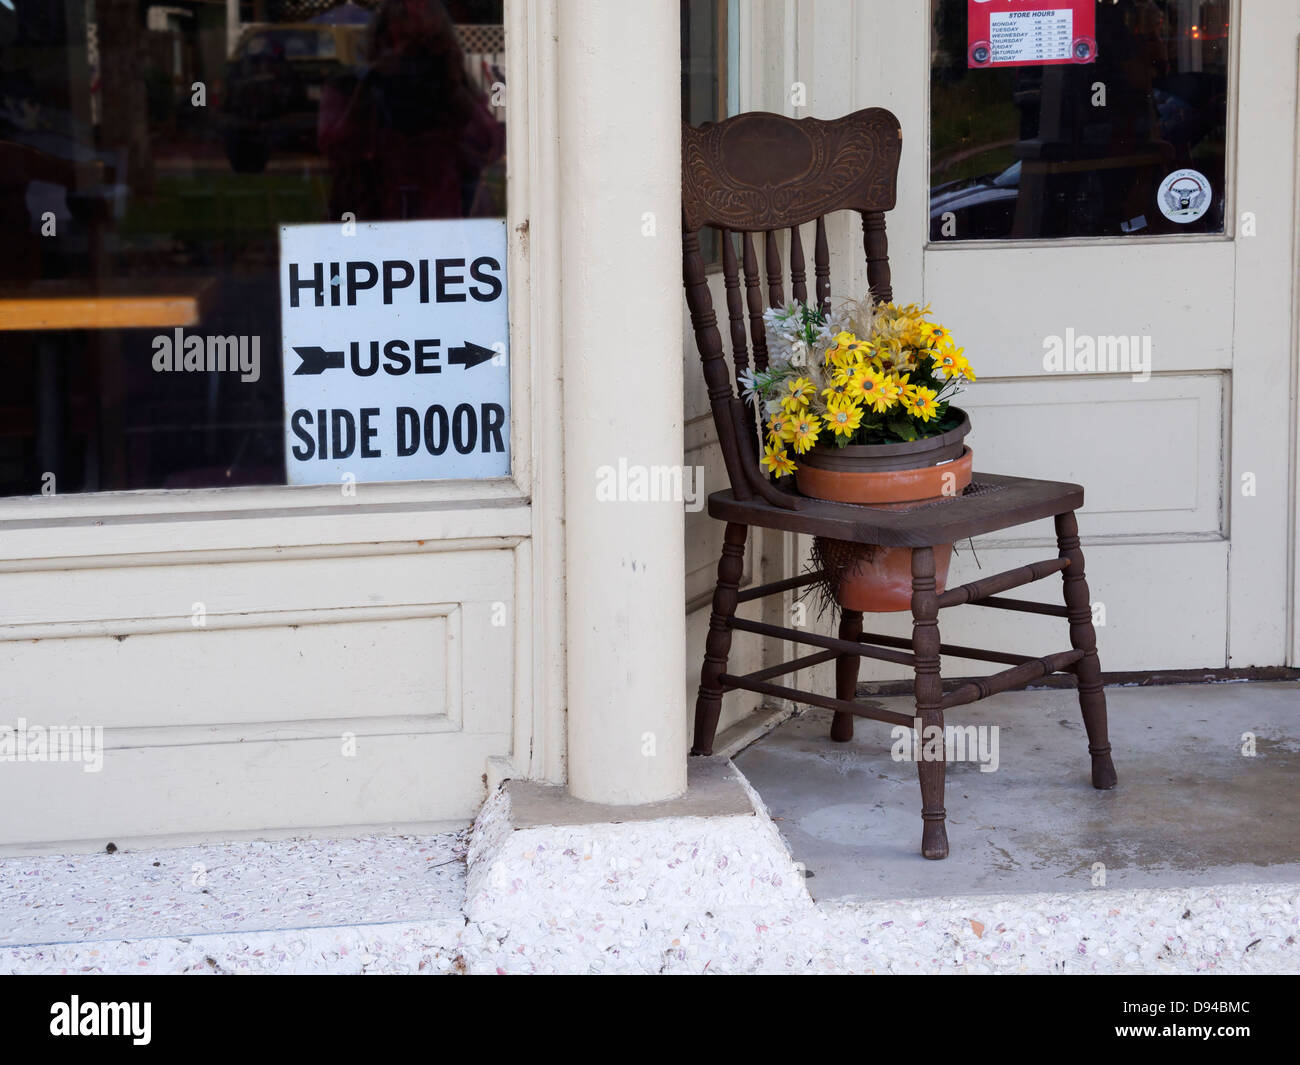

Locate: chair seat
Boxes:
[707,471,1083,547]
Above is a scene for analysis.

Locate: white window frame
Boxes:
[924,0,1240,251]
[0,0,538,538]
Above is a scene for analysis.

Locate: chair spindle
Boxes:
[862,210,893,304]
[789,224,807,305]
[721,229,750,386]
[814,216,832,315]
[741,232,769,371]
[765,230,784,307]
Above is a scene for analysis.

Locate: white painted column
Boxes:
[557,0,687,804]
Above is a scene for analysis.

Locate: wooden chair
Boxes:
[682,109,1117,860]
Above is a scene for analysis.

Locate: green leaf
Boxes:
[887,417,919,442]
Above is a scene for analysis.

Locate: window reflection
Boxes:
[930,0,1228,242]
[317,3,505,220]
[0,0,506,497]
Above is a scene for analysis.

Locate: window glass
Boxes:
[244,28,339,59]
[0,0,506,497]
[930,0,1229,242]
[681,0,730,127]
[681,0,734,263]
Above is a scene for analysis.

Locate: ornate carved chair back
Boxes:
[680,109,903,508]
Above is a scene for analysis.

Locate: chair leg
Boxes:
[911,546,948,859]
[830,609,862,742]
[691,522,749,756]
[1055,511,1118,790]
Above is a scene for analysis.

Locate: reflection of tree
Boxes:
[97,0,153,195]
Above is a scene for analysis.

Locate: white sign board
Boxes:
[279,219,509,485]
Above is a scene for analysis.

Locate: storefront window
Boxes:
[930,0,1229,242]
[0,0,506,497]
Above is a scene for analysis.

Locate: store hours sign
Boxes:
[279,219,509,486]
[967,0,1096,68]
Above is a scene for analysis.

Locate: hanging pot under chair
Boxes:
[795,408,973,612]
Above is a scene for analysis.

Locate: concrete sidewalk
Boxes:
[2,683,1297,974]
[736,681,1300,901]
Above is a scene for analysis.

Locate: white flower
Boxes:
[737,367,761,407]
[816,313,845,347]
[765,348,793,373]
[764,301,799,325]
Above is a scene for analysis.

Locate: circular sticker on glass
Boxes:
[1157,169,1212,224]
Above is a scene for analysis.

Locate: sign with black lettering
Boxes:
[279,219,509,485]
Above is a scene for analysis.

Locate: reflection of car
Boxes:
[220,24,365,173]
[929,161,1020,241]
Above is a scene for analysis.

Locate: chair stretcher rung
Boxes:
[718,673,915,728]
[860,631,1035,667]
[727,616,917,667]
[737,570,827,604]
[937,558,1069,609]
[967,595,1069,617]
[940,649,1084,709]
[740,648,840,683]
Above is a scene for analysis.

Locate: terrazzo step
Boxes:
[0,833,472,974]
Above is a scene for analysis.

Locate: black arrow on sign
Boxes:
[293,345,346,376]
[448,341,498,370]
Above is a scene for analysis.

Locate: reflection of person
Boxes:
[318,0,504,221]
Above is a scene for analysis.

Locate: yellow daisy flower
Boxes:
[826,345,861,372]
[921,322,952,350]
[766,411,796,442]
[877,373,905,407]
[852,366,893,414]
[783,376,815,405]
[903,384,940,422]
[932,347,972,380]
[824,401,864,439]
[841,338,872,360]
[760,442,797,478]
[789,412,822,454]
[820,370,854,404]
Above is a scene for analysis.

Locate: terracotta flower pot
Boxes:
[794,409,972,612]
